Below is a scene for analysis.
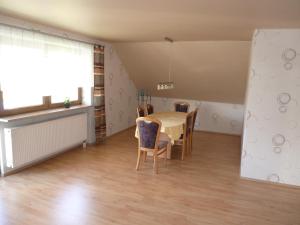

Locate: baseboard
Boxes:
[240,176,300,190]
[194,129,242,137]
[106,125,136,139]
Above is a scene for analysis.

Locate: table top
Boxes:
[147,112,187,142]
[148,112,187,128]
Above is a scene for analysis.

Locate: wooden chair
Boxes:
[136,117,168,174]
[173,111,194,160]
[146,104,154,115]
[174,102,190,113]
[136,106,145,117]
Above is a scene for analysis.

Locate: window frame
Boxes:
[0,87,82,117]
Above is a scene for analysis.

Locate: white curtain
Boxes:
[0,24,93,109]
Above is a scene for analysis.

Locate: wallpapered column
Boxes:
[241,29,300,186]
[104,45,138,136]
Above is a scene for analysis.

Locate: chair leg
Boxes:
[153,154,158,174]
[136,150,142,171]
[143,151,147,162]
[181,141,185,160]
[187,134,191,155]
[187,135,190,155]
[167,142,172,159]
[164,150,167,166]
[190,133,193,153]
[191,134,193,152]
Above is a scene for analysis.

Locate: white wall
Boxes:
[105,45,138,136]
[151,97,244,135]
[241,29,300,186]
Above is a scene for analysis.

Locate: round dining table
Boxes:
[135,111,187,159]
[147,112,187,143]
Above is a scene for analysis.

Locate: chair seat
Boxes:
[158,140,168,149]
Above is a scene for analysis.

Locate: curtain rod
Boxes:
[0,22,105,46]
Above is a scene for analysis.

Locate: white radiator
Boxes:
[4,113,87,169]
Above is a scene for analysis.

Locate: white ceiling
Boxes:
[0,0,300,42]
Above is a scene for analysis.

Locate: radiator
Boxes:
[4,113,87,169]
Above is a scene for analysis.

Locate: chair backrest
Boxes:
[192,108,198,131]
[137,106,145,117]
[136,117,161,150]
[174,102,190,113]
[183,111,194,140]
[146,104,154,115]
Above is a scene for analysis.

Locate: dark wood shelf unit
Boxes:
[93,45,106,143]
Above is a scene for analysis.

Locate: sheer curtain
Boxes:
[0,24,93,109]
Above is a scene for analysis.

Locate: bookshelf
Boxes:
[93,45,106,143]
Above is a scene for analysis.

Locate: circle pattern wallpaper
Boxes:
[242,29,300,186]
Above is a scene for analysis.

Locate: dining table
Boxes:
[135,111,187,159]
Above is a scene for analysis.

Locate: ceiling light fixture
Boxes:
[157,37,175,90]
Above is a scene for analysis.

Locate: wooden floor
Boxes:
[1,128,300,225]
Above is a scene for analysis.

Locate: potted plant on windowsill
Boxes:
[64,97,71,108]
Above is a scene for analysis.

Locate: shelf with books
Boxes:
[93,45,106,143]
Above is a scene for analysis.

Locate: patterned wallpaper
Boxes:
[104,45,137,136]
[151,97,244,135]
[241,29,300,186]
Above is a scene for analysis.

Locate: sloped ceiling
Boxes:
[114,41,250,104]
[0,0,300,42]
[0,0,299,103]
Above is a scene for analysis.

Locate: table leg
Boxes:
[167,142,171,159]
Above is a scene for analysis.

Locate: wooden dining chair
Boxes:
[174,102,190,113]
[173,111,194,160]
[146,104,154,115]
[136,106,145,117]
[136,117,168,174]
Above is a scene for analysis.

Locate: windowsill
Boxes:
[0,105,91,123]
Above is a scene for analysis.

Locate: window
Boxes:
[0,24,93,110]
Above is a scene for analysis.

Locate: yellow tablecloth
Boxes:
[135,112,187,143]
